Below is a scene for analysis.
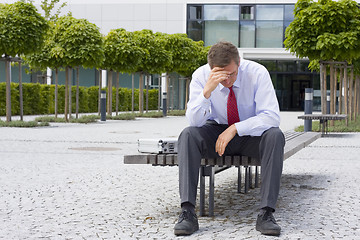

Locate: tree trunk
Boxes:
[333,66,337,114]
[339,67,343,114]
[76,67,80,119]
[139,72,144,114]
[116,71,119,116]
[166,74,169,113]
[172,77,175,110]
[55,68,58,119]
[356,76,360,116]
[65,67,69,122]
[185,78,190,111]
[344,66,348,126]
[146,74,149,113]
[320,63,324,114]
[158,75,161,112]
[19,61,23,121]
[330,63,335,126]
[354,76,359,122]
[68,68,72,120]
[107,70,113,116]
[131,73,134,113]
[5,58,11,122]
[98,69,102,115]
[349,67,354,121]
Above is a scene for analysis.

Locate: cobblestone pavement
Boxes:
[0,113,359,239]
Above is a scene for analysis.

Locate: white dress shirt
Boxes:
[186,59,281,137]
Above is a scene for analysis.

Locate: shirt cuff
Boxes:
[195,92,211,109]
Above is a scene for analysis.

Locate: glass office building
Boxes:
[187,3,320,111]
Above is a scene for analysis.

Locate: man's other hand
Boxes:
[215,124,237,156]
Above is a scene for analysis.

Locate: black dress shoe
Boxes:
[256,209,281,236]
[174,210,199,236]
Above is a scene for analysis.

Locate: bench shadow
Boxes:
[188,171,335,235]
[321,133,357,138]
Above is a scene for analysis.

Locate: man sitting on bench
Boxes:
[174,41,285,236]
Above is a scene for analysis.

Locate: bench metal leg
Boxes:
[237,166,242,193]
[208,167,215,217]
[199,166,215,217]
[199,167,205,217]
[249,166,253,189]
[255,166,259,188]
[244,166,249,193]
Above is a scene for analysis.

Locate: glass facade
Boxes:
[186,4,323,112]
[187,4,295,48]
[255,60,320,111]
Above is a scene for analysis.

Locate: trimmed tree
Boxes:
[284,0,360,122]
[133,29,172,114]
[103,28,145,115]
[159,33,208,110]
[51,15,104,121]
[0,1,48,121]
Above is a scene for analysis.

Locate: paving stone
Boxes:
[0,113,359,239]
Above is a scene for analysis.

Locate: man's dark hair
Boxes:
[207,41,240,69]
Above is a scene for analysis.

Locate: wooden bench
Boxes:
[124,131,321,216]
[298,114,347,135]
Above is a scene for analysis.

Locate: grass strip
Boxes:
[0,120,49,128]
[295,115,360,132]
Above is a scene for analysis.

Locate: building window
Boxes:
[256,5,284,48]
[241,6,254,20]
[204,21,239,46]
[256,21,283,48]
[187,21,203,42]
[189,5,202,20]
[203,5,239,46]
[204,5,239,20]
[240,21,255,48]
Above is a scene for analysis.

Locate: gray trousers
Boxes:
[178,121,285,210]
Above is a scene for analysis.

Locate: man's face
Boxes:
[219,60,239,88]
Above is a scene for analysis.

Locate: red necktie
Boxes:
[227,86,240,126]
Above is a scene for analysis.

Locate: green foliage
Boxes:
[0,1,48,57]
[35,114,100,123]
[40,0,67,21]
[53,15,105,68]
[27,15,104,71]
[177,41,210,77]
[103,28,145,73]
[108,113,136,120]
[0,82,159,116]
[133,29,172,74]
[285,0,360,62]
[0,120,49,128]
[167,110,186,116]
[159,33,204,77]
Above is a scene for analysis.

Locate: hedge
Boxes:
[0,82,158,116]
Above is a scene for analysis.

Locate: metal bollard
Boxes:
[101,90,106,121]
[162,92,167,117]
[304,88,313,132]
[326,92,330,114]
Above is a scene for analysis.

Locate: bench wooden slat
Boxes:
[298,114,347,120]
[284,131,320,159]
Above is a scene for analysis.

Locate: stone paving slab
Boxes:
[0,113,359,239]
